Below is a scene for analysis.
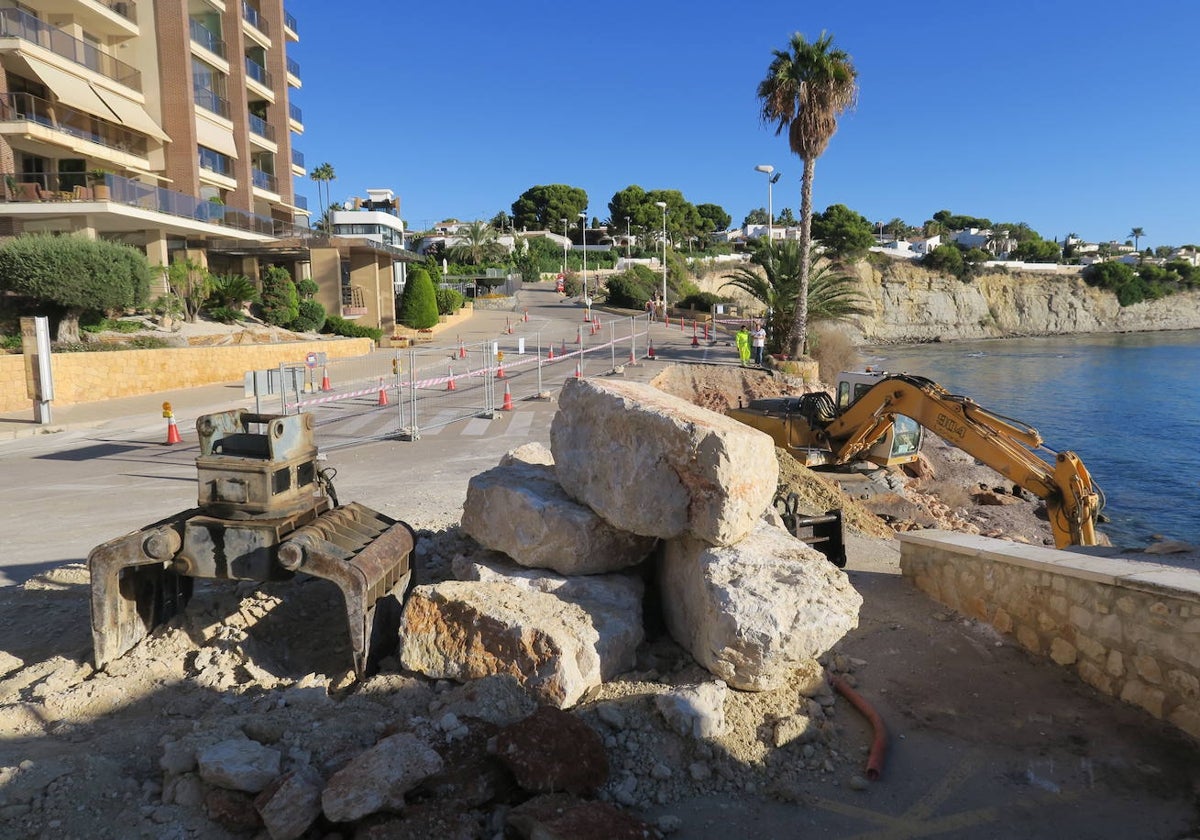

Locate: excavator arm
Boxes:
[824,375,1101,548]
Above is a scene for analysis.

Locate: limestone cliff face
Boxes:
[847,261,1200,343]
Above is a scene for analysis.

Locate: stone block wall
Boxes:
[0,338,373,413]
[899,530,1200,741]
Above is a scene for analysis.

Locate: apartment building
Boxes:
[0,0,413,339]
[0,0,307,267]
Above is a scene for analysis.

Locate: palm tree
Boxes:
[447,220,507,266]
[721,240,867,356]
[757,31,858,357]
[309,162,336,232]
[1129,227,1146,251]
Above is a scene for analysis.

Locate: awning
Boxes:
[195,117,239,159]
[89,85,170,143]
[18,55,113,121]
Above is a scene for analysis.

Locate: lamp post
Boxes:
[560,217,568,275]
[654,200,667,321]
[754,164,779,244]
[579,211,588,303]
[625,216,631,261]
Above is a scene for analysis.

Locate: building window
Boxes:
[198,145,232,176]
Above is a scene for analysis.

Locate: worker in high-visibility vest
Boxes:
[735,324,752,367]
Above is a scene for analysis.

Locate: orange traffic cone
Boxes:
[501,382,513,411]
[574,360,582,378]
[497,362,506,379]
[691,321,700,347]
[575,329,581,345]
[505,317,513,334]
[165,414,182,445]
[378,380,389,406]
[547,345,555,360]
[647,340,655,360]
[458,339,466,359]
[523,309,529,322]
[446,365,456,391]
[321,365,331,391]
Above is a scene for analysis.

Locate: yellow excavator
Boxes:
[728,369,1104,548]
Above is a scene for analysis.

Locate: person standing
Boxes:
[736,324,751,367]
[751,322,767,366]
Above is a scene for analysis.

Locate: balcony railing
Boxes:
[189,18,225,58]
[288,103,302,124]
[193,86,230,118]
[0,6,141,91]
[247,112,275,141]
[284,9,297,33]
[294,193,307,210]
[0,92,149,156]
[244,57,271,89]
[251,168,277,192]
[198,146,233,177]
[286,56,300,78]
[291,148,304,168]
[242,1,269,37]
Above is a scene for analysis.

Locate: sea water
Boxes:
[865,330,1200,549]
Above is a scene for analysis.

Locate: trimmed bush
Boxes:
[322,314,382,342]
[398,267,439,329]
[260,265,299,326]
[604,266,659,309]
[435,286,464,315]
[290,298,326,333]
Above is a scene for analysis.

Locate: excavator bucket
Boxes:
[88,409,417,678]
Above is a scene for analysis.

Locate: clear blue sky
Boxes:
[286,1,1199,249]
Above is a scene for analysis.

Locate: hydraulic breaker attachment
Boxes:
[88,409,415,678]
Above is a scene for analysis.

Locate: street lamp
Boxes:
[755,164,780,244]
[560,218,568,276]
[579,211,588,302]
[625,216,631,261]
[654,201,667,320]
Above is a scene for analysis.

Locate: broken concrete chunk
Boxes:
[320,732,443,823]
[551,378,777,546]
[196,738,281,794]
[493,707,608,795]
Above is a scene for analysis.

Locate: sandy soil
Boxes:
[0,361,1192,838]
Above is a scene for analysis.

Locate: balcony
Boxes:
[241,1,269,37]
[244,57,271,90]
[251,168,277,192]
[247,112,275,142]
[198,146,233,178]
[286,56,300,82]
[194,87,230,119]
[0,91,150,158]
[284,8,297,36]
[0,6,141,91]
[288,102,302,127]
[0,170,307,237]
[189,18,225,59]
[294,193,307,210]
[102,1,138,24]
[291,148,304,168]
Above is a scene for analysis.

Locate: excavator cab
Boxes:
[835,369,923,466]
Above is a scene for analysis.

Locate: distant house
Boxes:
[910,235,941,256]
[953,228,991,249]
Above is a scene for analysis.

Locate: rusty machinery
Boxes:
[88,409,414,677]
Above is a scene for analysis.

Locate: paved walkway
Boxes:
[0,284,740,441]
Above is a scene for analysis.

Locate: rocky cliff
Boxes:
[846,260,1200,343]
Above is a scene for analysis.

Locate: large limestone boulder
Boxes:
[550,378,777,546]
[659,520,863,691]
[461,462,656,575]
[398,581,606,709]
[452,552,643,680]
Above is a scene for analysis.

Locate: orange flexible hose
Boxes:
[830,675,888,781]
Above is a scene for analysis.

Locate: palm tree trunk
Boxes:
[786,156,817,358]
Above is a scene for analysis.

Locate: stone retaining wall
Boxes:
[899,530,1200,741]
[0,337,373,412]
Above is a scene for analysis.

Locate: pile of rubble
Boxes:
[0,378,871,839]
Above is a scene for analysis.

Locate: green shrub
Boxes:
[435,287,464,315]
[397,267,439,329]
[206,305,247,324]
[80,316,143,334]
[604,267,658,309]
[290,299,326,332]
[260,265,299,326]
[296,278,319,298]
[322,314,382,342]
[2,334,23,352]
[208,273,259,310]
[678,291,728,311]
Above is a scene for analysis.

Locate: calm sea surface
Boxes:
[864,330,1200,549]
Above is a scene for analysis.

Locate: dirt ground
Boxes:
[1,363,1196,839]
